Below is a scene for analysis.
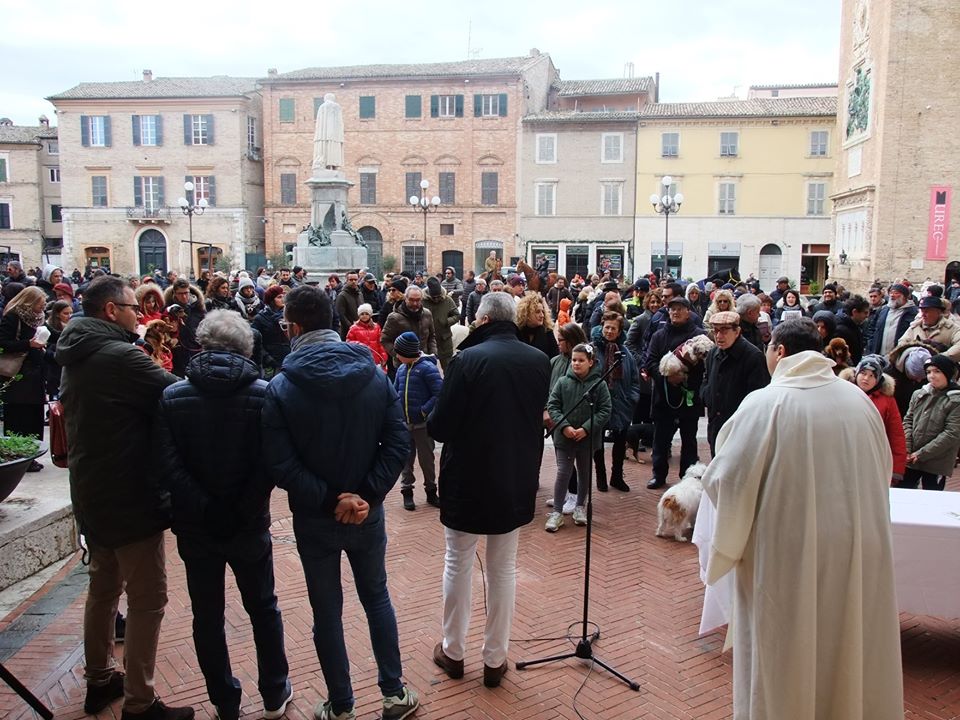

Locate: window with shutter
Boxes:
[132,115,141,146]
[247,116,257,155]
[498,93,507,117]
[436,96,457,118]
[536,183,556,216]
[155,115,163,145]
[139,115,158,146]
[405,172,422,202]
[190,115,210,145]
[81,116,90,146]
[454,95,464,117]
[360,172,377,204]
[430,95,439,118]
[91,176,108,207]
[133,176,143,207]
[601,133,623,163]
[661,132,679,157]
[88,116,107,147]
[359,96,376,119]
[478,94,500,117]
[279,98,295,123]
[536,134,557,163]
[405,95,421,118]
[0,156,7,183]
[807,182,826,215]
[810,130,829,156]
[280,173,297,205]
[439,172,455,205]
[719,182,736,214]
[481,172,498,205]
[720,132,739,157]
[601,183,622,216]
[0,202,10,229]
[183,115,192,145]
[103,116,112,147]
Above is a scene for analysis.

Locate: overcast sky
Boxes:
[1,0,841,126]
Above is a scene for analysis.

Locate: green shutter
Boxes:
[314,97,323,118]
[183,114,192,144]
[430,95,439,118]
[133,177,142,207]
[0,158,6,183]
[205,115,214,144]
[155,115,163,145]
[498,93,508,117]
[359,96,375,119]
[279,98,294,123]
[157,177,165,206]
[80,116,89,146]
[207,176,216,207]
[405,95,421,118]
[132,115,141,146]
[474,94,483,117]
[455,95,464,117]
[103,116,112,146]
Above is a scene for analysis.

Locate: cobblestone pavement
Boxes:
[2,442,960,720]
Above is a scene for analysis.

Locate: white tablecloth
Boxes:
[693,488,960,634]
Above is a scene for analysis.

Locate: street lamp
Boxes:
[178,181,209,278]
[650,175,684,277]
[410,179,441,273]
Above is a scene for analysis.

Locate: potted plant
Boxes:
[0,372,46,503]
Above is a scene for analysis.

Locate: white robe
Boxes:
[703,351,903,720]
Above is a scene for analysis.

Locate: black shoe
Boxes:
[115,612,126,643]
[120,699,195,720]
[425,491,440,508]
[402,493,416,511]
[610,478,630,492]
[483,661,508,688]
[84,670,125,714]
[214,706,239,720]
[646,477,666,490]
[596,477,608,492]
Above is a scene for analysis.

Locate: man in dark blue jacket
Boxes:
[261,285,419,720]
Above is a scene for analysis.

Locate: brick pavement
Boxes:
[2,442,960,720]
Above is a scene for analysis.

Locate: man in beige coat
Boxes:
[895,294,960,360]
[702,318,903,720]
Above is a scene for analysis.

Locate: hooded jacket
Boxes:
[164,284,205,372]
[395,353,443,424]
[261,330,408,517]
[156,351,273,537]
[252,305,290,371]
[346,318,387,368]
[903,380,960,476]
[135,283,165,324]
[593,332,639,431]
[422,290,459,361]
[547,362,612,451]
[37,264,63,301]
[839,368,906,476]
[56,317,179,548]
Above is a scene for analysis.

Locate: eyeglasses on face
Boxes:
[279,320,291,331]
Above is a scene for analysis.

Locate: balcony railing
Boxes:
[126,206,172,223]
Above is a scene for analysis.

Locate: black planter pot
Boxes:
[0,443,47,503]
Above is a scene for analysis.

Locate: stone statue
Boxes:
[313,93,344,171]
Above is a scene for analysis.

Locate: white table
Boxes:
[693,488,960,634]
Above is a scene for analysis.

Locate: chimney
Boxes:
[529,48,540,57]
[39,115,49,127]
[654,72,660,103]
[143,69,153,82]
[267,68,278,77]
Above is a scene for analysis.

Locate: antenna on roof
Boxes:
[624,62,634,78]
[466,20,481,59]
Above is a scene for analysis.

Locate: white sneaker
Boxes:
[561,493,577,515]
[572,506,587,526]
[545,498,555,507]
[314,700,356,720]
[545,512,563,532]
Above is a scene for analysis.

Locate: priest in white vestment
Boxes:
[703,318,903,720]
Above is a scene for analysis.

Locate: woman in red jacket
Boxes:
[841,354,907,483]
[345,302,387,370]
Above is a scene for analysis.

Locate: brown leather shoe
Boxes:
[433,642,464,679]
[483,661,508,688]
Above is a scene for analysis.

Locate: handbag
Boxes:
[49,400,69,468]
[0,319,27,379]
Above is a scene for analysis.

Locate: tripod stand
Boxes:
[516,349,640,691]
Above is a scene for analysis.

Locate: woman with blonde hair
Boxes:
[0,286,49,469]
[516,291,558,358]
[704,288,735,325]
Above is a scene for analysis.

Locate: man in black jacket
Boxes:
[428,292,550,689]
[260,286,419,720]
[156,310,290,720]
[643,297,707,489]
[700,311,770,455]
[56,277,190,720]
[835,295,869,364]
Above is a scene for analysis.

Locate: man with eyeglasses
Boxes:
[57,276,189,720]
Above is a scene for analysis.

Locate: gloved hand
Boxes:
[203,498,242,539]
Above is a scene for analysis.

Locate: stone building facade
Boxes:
[259,52,556,278]
[0,119,61,269]
[830,0,960,292]
[47,72,263,277]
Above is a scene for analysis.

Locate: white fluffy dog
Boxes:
[656,462,707,542]
[658,335,715,383]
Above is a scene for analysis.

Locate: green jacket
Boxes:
[422,292,459,360]
[547,364,611,451]
[56,317,179,548]
[903,382,960,476]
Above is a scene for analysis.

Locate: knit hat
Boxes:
[394,331,421,359]
[507,275,525,288]
[919,295,945,310]
[900,346,932,382]
[855,354,888,380]
[357,303,373,316]
[890,283,910,297]
[264,285,284,306]
[924,353,958,380]
[238,277,255,291]
[54,282,74,298]
[426,276,443,298]
[391,277,408,292]
[633,278,650,292]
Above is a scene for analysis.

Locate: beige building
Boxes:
[0,118,61,269]
[831,0,960,292]
[259,52,556,278]
[633,97,837,288]
[47,72,263,277]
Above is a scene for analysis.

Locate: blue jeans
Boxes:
[177,530,289,713]
[293,505,403,713]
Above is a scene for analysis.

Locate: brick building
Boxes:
[259,52,556,278]
[0,117,61,269]
[47,72,263,277]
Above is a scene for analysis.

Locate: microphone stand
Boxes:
[517,348,640,691]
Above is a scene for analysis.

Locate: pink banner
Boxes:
[927,186,952,261]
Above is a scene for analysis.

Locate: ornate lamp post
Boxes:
[649,175,684,277]
[410,179,441,273]
[177,180,209,278]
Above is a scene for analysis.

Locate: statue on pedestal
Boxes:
[313,93,344,172]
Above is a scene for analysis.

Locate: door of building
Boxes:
[441,250,463,281]
[758,244,783,289]
[138,230,167,274]
[359,226,383,278]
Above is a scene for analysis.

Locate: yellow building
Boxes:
[634,96,837,289]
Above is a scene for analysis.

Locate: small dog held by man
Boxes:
[656,462,707,542]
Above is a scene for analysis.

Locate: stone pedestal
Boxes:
[293,172,368,277]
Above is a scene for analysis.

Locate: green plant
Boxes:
[382,255,397,273]
[266,251,289,271]
[808,280,821,294]
[214,251,236,273]
[0,433,40,462]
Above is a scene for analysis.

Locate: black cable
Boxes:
[572,658,596,720]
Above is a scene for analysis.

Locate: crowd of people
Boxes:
[9,252,959,720]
